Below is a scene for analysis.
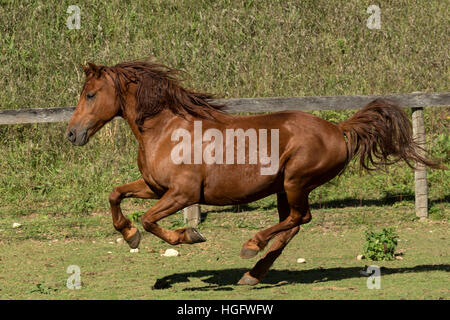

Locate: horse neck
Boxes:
[119,86,232,144]
[120,99,141,142]
[121,98,175,145]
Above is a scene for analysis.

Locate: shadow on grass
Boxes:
[200,193,449,221]
[152,264,450,291]
[310,193,449,209]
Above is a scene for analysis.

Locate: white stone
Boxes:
[12,222,22,228]
[296,258,306,263]
[161,248,179,257]
[130,248,139,253]
[356,254,364,260]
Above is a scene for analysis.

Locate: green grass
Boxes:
[0,207,448,299]
[1,0,449,107]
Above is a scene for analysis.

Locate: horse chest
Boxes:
[137,146,169,195]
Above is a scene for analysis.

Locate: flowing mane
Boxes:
[100,60,225,127]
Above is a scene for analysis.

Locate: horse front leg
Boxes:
[109,178,159,249]
[140,188,206,245]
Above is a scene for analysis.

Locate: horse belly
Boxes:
[202,164,282,205]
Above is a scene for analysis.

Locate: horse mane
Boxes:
[89,60,225,128]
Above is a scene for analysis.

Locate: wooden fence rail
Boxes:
[1,92,449,224]
[0,92,449,125]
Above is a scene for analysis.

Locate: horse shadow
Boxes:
[200,193,449,220]
[152,264,450,291]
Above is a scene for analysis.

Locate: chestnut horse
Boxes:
[66,60,439,285]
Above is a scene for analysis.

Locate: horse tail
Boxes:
[338,98,442,171]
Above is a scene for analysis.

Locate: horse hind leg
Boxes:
[240,189,310,259]
[238,226,300,285]
[239,194,285,259]
[238,191,311,285]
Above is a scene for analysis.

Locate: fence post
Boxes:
[411,107,428,219]
[183,204,201,227]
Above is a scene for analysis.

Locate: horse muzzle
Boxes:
[66,126,89,146]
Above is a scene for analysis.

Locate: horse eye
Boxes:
[86,92,96,99]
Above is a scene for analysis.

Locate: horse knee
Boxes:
[141,215,156,232]
[141,217,151,232]
[109,188,122,206]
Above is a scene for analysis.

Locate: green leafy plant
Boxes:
[128,211,144,223]
[363,227,399,261]
[27,283,58,294]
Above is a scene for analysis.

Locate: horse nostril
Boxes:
[67,129,76,142]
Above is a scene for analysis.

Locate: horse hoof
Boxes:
[185,228,206,244]
[125,228,141,249]
[237,272,260,285]
[240,247,259,259]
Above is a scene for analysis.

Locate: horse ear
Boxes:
[82,64,90,76]
[87,62,101,77]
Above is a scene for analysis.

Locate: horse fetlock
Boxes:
[113,218,131,232]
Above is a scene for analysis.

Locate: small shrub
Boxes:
[27,283,58,294]
[363,227,399,261]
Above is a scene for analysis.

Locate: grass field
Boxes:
[0,0,448,300]
[0,204,448,299]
